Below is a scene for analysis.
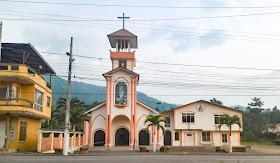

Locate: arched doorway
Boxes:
[164,131,172,146]
[115,128,129,146]
[94,130,105,146]
[139,130,150,145]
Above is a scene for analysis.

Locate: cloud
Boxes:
[199,30,226,49]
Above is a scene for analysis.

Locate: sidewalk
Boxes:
[1,147,280,156]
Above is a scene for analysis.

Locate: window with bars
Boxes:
[0,86,20,102]
[46,96,51,108]
[214,115,225,124]
[165,117,170,127]
[222,134,228,143]
[202,132,210,141]
[182,113,195,123]
[175,132,179,141]
[34,90,43,111]
[19,121,27,142]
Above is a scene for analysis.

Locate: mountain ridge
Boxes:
[47,76,178,111]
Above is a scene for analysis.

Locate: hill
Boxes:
[47,76,178,111]
[229,105,247,112]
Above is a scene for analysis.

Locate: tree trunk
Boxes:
[229,127,232,153]
[153,126,157,152]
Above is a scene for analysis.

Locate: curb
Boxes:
[1,152,280,157]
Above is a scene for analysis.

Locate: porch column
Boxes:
[130,77,134,147]
[133,77,137,147]
[211,131,214,146]
[107,77,112,148]
[50,133,54,151]
[105,78,109,147]
[88,117,93,147]
[4,114,10,150]
[37,129,42,152]
[156,129,160,146]
[151,126,155,146]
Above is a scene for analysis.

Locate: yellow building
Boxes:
[0,43,55,152]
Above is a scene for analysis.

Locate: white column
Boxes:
[37,129,42,152]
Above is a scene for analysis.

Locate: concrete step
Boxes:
[165,146,215,152]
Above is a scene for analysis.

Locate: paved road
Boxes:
[1,155,280,163]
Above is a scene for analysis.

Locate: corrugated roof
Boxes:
[1,43,56,74]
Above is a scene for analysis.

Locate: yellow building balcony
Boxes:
[0,63,52,92]
[0,63,52,119]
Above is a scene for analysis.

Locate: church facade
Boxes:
[83,28,242,148]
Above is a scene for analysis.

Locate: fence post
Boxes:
[37,129,42,152]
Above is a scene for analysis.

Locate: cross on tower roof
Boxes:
[118,13,130,29]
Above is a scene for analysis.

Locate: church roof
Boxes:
[107,29,138,48]
[102,67,139,82]
[162,100,243,114]
[108,29,136,37]
[84,101,106,114]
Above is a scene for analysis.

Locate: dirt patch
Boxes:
[242,142,280,154]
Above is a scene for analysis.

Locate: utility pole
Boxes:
[0,22,3,62]
[63,37,74,156]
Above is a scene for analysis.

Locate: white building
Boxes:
[83,28,243,148]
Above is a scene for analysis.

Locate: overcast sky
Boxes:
[1,0,280,109]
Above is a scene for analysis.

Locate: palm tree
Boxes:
[218,114,241,153]
[210,98,223,105]
[144,114,166,152]
[55,97,87,130]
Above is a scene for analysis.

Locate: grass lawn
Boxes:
[242,142,280,154]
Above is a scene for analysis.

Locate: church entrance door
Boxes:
[139,130,150,145]
[164,131,172,146]
[94,130,105,146]
[115,128,129,146]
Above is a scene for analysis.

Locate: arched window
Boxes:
[175,132,179,141]
[115,82,127,106]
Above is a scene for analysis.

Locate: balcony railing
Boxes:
[0,98,34,108]
[0,63,52,90]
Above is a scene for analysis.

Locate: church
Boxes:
[83,26,243,148]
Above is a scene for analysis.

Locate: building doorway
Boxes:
[115,128,129,146]
[94,130,105,146]
[184,133,194,146]
[164,130,171,146]
[139,130,150,145]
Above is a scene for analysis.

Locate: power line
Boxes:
[1,0,280,9]
[128,22,280,37]
[1,9,280,37]
[2,12,280,22]
[40,51,280,72]
[1,9,280,38]
[2,14,280,43]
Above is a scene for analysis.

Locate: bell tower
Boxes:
[107,28,137,71]
[103,16,139,148]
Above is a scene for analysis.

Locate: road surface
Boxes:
[1,155,280,163]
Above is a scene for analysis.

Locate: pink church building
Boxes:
[84,28,243,148]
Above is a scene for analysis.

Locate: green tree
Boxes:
[242,97,269,141]
[210,98,223,105]
[218,114,241,153]
[267,106,280,124]
[42,97,87,131]
[86,101,103,111]
[145,114,166,152]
